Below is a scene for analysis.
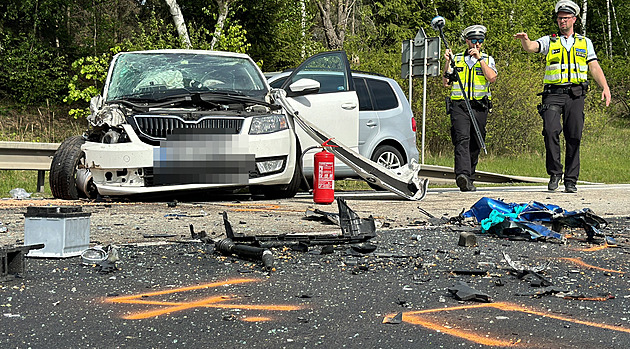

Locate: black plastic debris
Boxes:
[225,199,375,246]
[189,224,212,243]
[448,281,491,302]
[516,286,568,298]
[382,311,403,324]
[215,238,274,271]
[304,208,340,225]
[417,206,448,226]
[1,244,44,282]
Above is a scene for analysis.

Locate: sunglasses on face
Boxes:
[469,38,484,44]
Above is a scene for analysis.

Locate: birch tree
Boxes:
[605,0,612,58]
[165,0,192,49]
[315,0,355,50]
[581,0,587,36]
[210,0,234,50]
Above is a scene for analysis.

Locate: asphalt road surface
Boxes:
[1,184,630,348]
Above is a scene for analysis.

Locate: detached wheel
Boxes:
[50,136,96,199]
[368,145,405,191]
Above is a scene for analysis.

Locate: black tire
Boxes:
[50,136,87,200]
[368,145,405,191]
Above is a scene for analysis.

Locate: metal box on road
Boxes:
[24,206,91,258]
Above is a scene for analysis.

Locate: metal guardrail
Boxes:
[0,141,551,195]
[0,141,60,192]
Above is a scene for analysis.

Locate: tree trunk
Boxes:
[581,0,587,36]
[315,0,354,50]
[165,0,192,49]
[606,0,612,58]
[610,0,627,56]
[210,0,232,50]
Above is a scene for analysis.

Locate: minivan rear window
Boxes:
[367,79,398,111]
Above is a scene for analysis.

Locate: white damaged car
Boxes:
[50,49,360,199]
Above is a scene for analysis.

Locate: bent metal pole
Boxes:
[431,16,487,154]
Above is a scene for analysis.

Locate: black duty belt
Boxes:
[544,85,572,94]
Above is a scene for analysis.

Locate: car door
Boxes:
[280,51,359,174]
[353,77,379,158]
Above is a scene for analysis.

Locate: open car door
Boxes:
[279,51,359,173]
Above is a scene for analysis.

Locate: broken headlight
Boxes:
[248,114,288,135]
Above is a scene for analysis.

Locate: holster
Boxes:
[569,81,589,98]
[537,103,563,117]
[471,96,492,111]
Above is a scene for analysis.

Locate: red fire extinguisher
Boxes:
[313,139,336,204]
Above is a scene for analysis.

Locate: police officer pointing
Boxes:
[443,25,497,192]
[514,0,611,193]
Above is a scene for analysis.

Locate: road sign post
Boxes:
[401,28,440,165]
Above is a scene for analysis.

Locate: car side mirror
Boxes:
[90,95,103,113]
[287,78,320,97]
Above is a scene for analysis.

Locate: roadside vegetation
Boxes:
[1,0,628,197]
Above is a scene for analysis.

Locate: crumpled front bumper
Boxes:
[83,124,296,196]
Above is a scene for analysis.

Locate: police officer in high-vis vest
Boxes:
[443,25,497,192]
[514,0,611,193]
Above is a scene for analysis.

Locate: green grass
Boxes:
[0,170,51,198]
[424,124,630,184]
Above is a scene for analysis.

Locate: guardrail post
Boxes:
[37,170,46,193]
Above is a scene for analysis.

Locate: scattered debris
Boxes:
[502,252,552,287]
[458,232,477,247]
[214,238,274,271]
[516,286,568,298]
[448,281,491,302]
[1,244,45,282]
[502,251,549,273]
[226,199,376,247]
[9,188,30,199]
[80,245,120,274]
[461,197,608,241]
[382,312,403,324]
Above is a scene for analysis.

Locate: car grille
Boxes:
[132,115,244,140]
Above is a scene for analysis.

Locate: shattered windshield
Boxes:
[105,52,268,102]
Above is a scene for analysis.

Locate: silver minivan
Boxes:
[268,71,419,179]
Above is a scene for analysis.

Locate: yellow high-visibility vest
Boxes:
[450,53,491,101]
[544,34,588,84]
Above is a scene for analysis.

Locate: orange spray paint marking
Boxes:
[385,302,630,347]
[559,257,625,273]
[242,316,273,322]
[105,278,303,320]
[573,245,608,252]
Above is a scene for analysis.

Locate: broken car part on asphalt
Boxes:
[1,244,44,282]
[462,197,608,241]
[448,281,491,302]
[225,198,376,247]
[274,88,429,201]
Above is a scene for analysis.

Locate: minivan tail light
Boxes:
[411,116,417,132]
